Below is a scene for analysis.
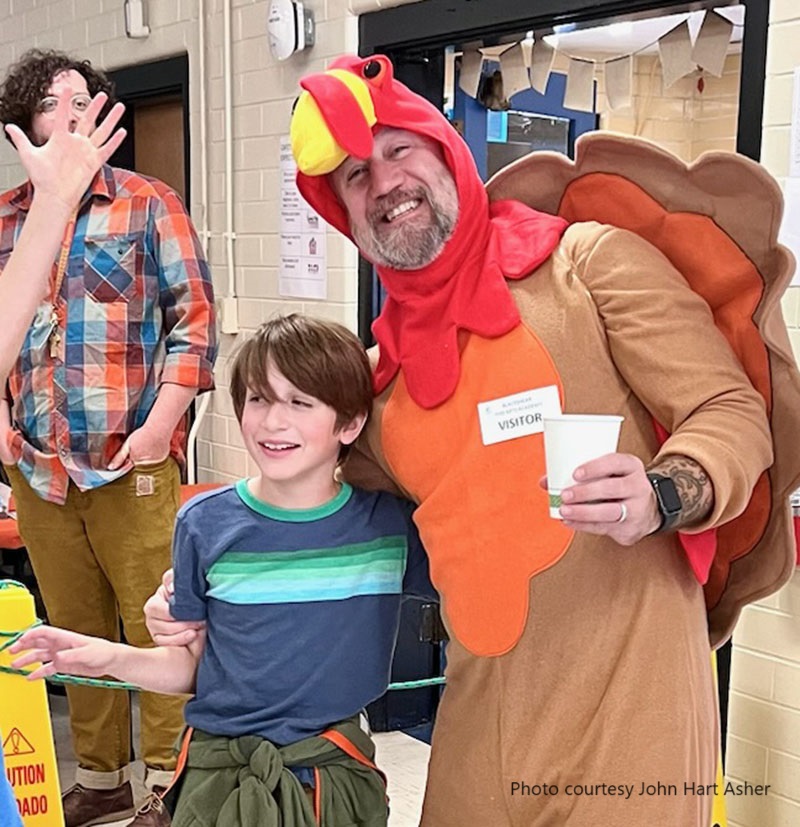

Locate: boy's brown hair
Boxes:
[230,314,373,435]
[0,49,115,144]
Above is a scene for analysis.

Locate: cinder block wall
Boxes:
[595,52,741,160]
[726,1,800,824]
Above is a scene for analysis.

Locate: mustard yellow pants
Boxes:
[7,459,185,788]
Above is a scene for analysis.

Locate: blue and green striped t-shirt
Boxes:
[171,480,434,745]
[0,741,22,826]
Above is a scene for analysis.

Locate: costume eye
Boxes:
[363,61,381,79]
[359,56,392,87]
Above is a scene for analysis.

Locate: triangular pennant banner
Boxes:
[564,58,595,112]
[605,55,632,110]
[499,43,530,100]
[530,39,555,94]
[691,11,734,77]
[658,21,695,89]
[459,49,484,98]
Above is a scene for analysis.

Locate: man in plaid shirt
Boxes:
[0,50,217,827]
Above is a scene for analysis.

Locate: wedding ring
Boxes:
[616,502,628,523]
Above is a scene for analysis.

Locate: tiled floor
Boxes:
[50,693,430,826]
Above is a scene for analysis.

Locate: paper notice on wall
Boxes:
[779,177,800,286]
[791,68,800,179]
[785,66,800,285]
[280,136,328,300]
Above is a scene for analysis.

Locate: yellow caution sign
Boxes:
[711,754,727,827]
[0,582,63,825]
[710,650,727,827]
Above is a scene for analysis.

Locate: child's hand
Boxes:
[144,569,205,646]
[162,567,175,598]
[9,626,117,681]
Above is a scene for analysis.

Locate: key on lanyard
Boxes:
[48,308,61,359]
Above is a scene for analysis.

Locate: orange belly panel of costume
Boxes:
[381,325,572,657]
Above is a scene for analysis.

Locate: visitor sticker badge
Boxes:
[135,474,155,497]
[478,385,561,446]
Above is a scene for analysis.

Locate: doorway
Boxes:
[107,54,191,203]
[107,55,197,482]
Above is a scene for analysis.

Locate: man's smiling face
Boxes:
[330,127,459,270]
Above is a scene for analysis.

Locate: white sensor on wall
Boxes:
[124,0,150,39]
[268,0,315,61]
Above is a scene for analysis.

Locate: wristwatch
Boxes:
[646,473,682,533]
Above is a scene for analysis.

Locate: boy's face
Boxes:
[240,361,365,508]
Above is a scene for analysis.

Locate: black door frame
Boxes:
[360,0,768,160]
[107,55,197,482]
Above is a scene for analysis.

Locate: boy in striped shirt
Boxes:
[12,314,434,826]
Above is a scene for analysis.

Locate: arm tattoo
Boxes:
[649,455,714,530]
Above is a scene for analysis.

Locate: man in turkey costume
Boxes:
[288,55,800,826]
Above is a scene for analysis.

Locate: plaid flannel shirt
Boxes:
[0,166,217,504]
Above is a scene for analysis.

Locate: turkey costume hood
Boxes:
[291,54,568,409]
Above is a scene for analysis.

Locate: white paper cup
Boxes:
[543,414,624,519]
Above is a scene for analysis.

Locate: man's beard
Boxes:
[352,181,458,270]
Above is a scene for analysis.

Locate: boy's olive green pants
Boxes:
[8,459,185,788]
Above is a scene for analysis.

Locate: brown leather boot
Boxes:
[61,782,136,827]
[128,788,171,827]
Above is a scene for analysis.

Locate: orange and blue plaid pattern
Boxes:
[0,166,217,504]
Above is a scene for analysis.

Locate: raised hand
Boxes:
[9,626,118,681]
[4,91,126,214]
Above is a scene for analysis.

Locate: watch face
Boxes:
[655,476,682,516]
